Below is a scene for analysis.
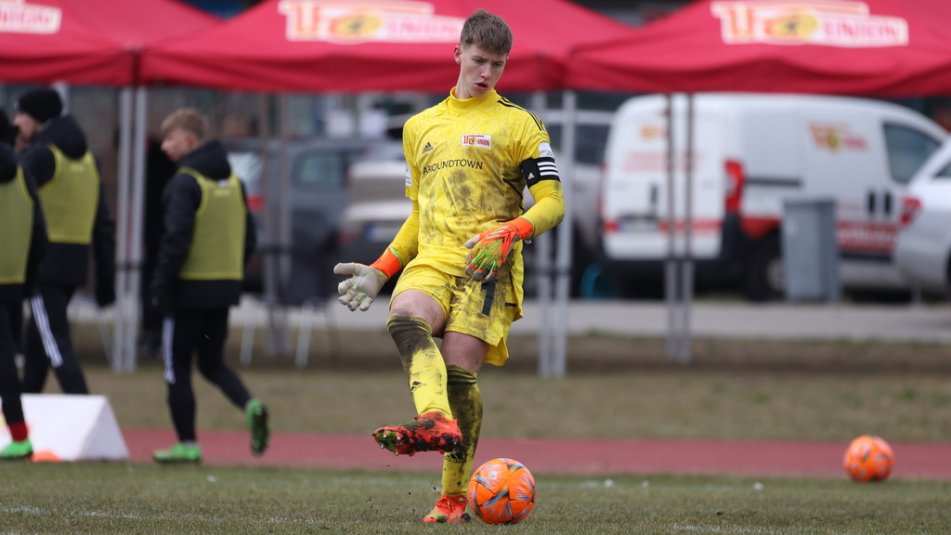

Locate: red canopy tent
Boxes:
[906,0,951,40]
[74,0,218,54]
[565,0,951,364]
[0,0,219,374]
[0,0,128,85]
[566,0,951,96]
[139,0,636,92]
[0,0,216,86]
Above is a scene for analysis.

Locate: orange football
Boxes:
[844,435,895,483]
[467,457,536,524]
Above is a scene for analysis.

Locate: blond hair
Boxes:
[160,107,209,141]
[460,9,512,55]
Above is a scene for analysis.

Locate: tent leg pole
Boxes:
[113,88,133,374]
[553,90,577,378]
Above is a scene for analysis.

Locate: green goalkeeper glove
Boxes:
[464,217,535,282]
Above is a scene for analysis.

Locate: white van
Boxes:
[599,93,946,300]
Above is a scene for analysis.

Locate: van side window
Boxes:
[294,152,346,190]
[936,160,951,179]
[883,124,942,185]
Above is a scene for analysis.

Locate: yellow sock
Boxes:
[441,365,482,496]
[386,316,451,417]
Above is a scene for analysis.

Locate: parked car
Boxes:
[894,139,951,296]
[545,117,612,298]
[224,137,376,301]
[337,141,408,274]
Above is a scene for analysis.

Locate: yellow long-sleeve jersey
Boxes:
[386,88,565,301]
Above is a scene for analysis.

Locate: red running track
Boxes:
[124,429,951,480]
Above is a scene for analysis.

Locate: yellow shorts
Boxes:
[391,262,520,366]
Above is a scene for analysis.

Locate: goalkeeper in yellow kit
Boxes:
[333,9,564,524]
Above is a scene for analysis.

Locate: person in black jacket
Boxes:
[139,136,177,357]
[13,88,115,395]
[150,108,268,464]
[0,108,47,460]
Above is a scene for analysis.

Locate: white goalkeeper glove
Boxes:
[333,262,388,311]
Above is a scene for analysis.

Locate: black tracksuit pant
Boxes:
[162,307,251,443]
[0,304,26,428]
[23,284,89,394]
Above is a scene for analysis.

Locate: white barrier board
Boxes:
[0,394,128,461]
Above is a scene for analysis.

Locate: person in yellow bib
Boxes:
[0,108,47,461]
[333,10,564,524]
[14,88,115,396]
[149,108,268,464]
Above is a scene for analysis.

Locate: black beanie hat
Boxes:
[16,88,63,123]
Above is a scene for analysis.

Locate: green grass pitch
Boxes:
[2,463,950,534]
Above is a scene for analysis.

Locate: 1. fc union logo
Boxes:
[461,134,492,149]
[0,0,61,34]
[710,1,908,47]
[279,0,464,43]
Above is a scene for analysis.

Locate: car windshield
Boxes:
[294,152,347,190]
[357,140,405,162]
[546,123,610,166]
[226,139,374,193]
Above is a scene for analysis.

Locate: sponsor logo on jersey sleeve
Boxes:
[538,142,554,158]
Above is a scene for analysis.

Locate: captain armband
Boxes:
[520,157,560,188]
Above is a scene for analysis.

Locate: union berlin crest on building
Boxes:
[711,1,908,47]
[279,0,464,43]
